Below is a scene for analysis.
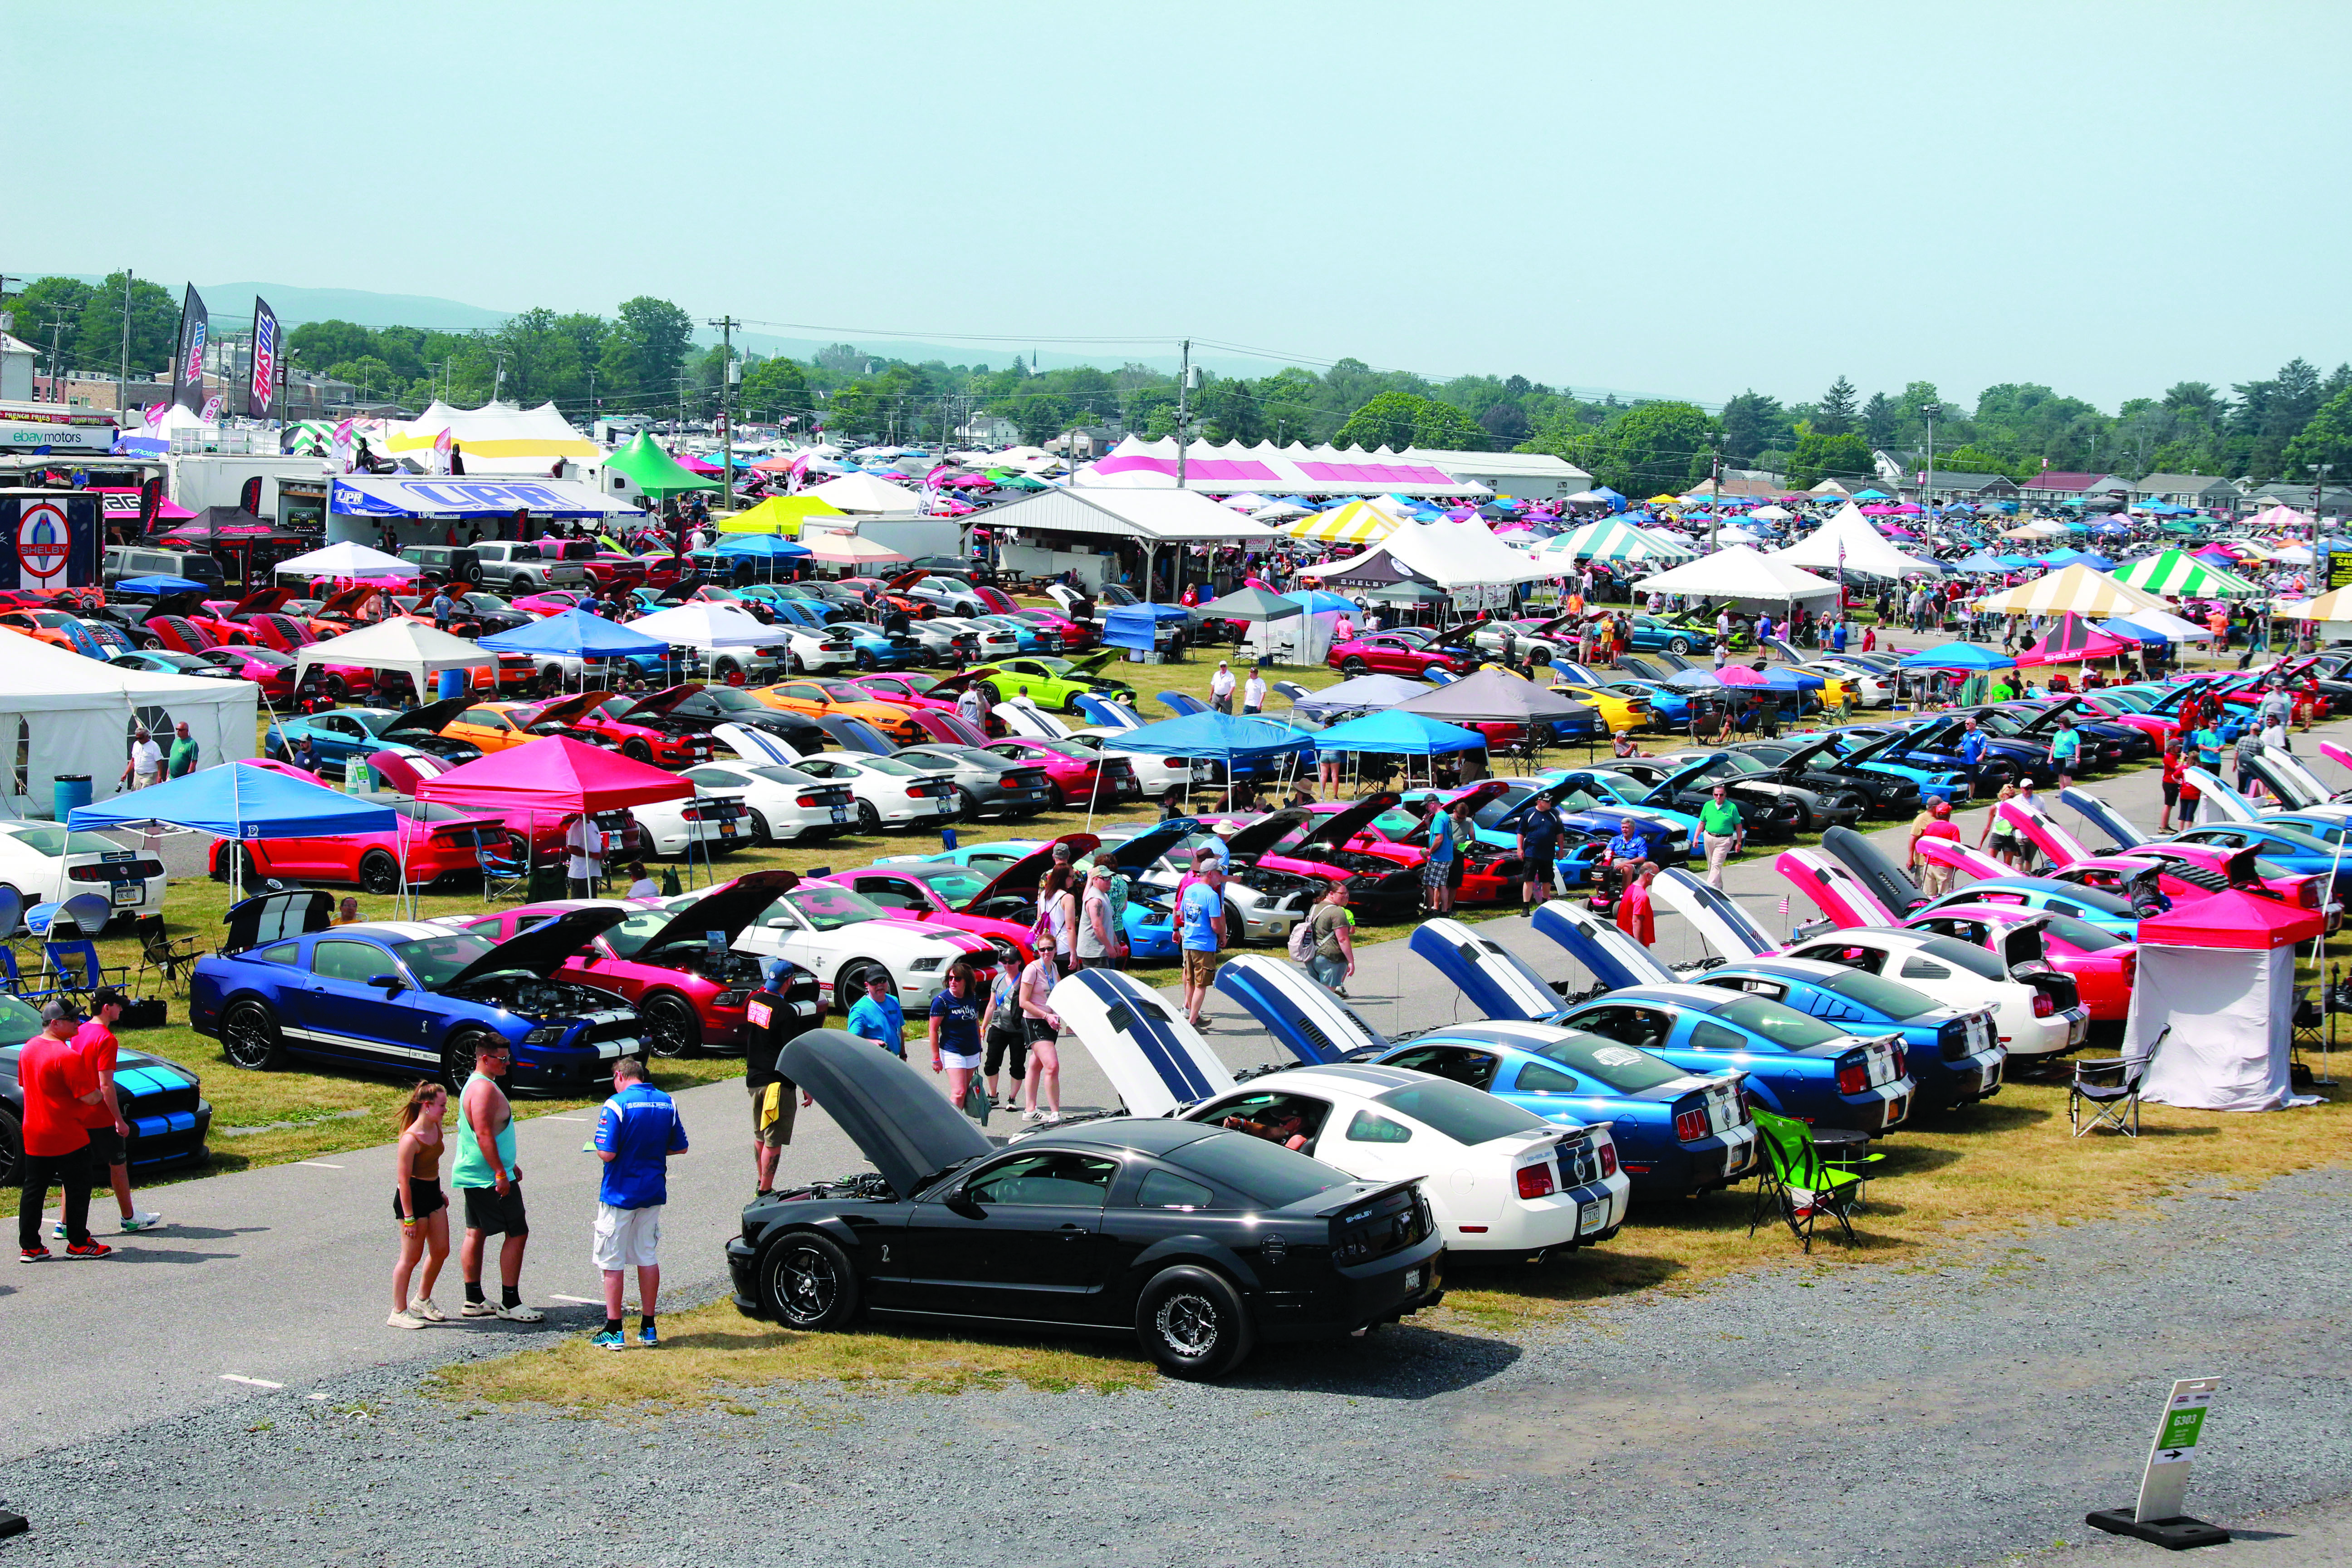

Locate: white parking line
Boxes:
[547,1294,601,1305]
[220,1374,283,1389]
[539,1117,588,1124]
[294,1161,344,1170]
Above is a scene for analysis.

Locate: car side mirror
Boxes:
[366,974,406,997]
[945,1189,985,1218]
[764,916,788,928]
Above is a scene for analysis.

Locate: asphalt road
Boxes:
[4,717,2346,1568]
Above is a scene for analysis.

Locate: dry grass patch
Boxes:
[431,1297,1156,1410]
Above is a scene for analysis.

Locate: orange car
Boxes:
[435,697,598,755]
[750,677,925,742]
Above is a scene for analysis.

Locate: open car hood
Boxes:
[232,586,296,616]
[910,710,989,747]
[1916,836,2014,884]
[1069,651,1121,677]
[1212,955,1389,1064]
[817,715,895,755]
[1305,791,1400,850]
[1052,968,1235,1117]
[1407,919,1564,1024]
[967,833,1099,913]
[380,696,476,742]
[2248,750,2330,811]
[1775,848,1897,930]
[444,906,631,991]
[992,698,1071,740]
[1529,899,1677,990]
[2180,766,2259,824]
[1214,808,1303,861]
[1072,693,1141,730]
[1996,800,2094,867]
[1105,817,1198,873]
[2055,787,2146,852]
[1818,824,1926,918]
[711,721,804,766]
[1649,868,1779,958]
[641,870,799,955]
[223,889,333,954]
[519,689,613,730]
[619,683,703,721]
[779,1029,994,1199]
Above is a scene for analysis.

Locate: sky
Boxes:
[15,0,2349,412]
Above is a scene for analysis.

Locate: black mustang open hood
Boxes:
[967,833,1100,914]
[618,683,704,720]
[380,695,476,743]
[223,889,333,954]
[637,869,800,955]
[1222,808,1309,860]
[1819,824,1926,916]
[1106,817,1199,873]
[444,907,632,991]
[1303,791,1401,851]
[781,1029,994,1198]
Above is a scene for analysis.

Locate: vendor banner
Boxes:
[170,286,210,414]
[0,491,100,592]
[330,475,642,519]
[249,296,279,417]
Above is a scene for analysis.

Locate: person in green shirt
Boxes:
[166,722,200,779]
[1987,678,2017,704]
[1698,781,1744,890]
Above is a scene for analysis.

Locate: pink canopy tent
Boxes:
[90,486,200,522]
[674,453,724,475]
[415,736,691,816]
[2127,885,2323,1112]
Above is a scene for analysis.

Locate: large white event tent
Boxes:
[0,628,259,817]
[294,619,497,698]
[381,401,604,475]
[1772,502,1933,578]
[807,472,924,514]
[1311,517,1552,609]
[1630,545,1840,604]
[624,601,778,650]
[1075,436,1490,498]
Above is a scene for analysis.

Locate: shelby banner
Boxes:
[250,295,279,417]
[0,490,101,592]
[171,285,211,414]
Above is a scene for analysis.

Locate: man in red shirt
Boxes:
[1616,861,1659,947]
[64,988,160,1237]
[1911,799,1962,896]
[17,1003,111,1262]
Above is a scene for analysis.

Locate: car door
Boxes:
[843,872,934,918]
[887,1150,1119,1318]
[293,936,438,1069]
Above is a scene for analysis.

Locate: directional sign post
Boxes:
[2087,1376,2230,1549]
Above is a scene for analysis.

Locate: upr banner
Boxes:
[0,492,101,592]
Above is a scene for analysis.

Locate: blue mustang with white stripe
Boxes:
[190,899,649,1093]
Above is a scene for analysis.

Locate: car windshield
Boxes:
[1700,754,1772,779]
[376,799,479,823]
[853,755,927,777]
[602,909,682,958]
[1372,1078,1546,1144]
[745,765,818,788]
[1163,1131,1352,1207]
[0,991,40,1047]
[783,887,888,929]
[1809,969,1945,1020]
[904,864,993,902]
[1709,995,1851,1049]
[691,687,764,713]
[1024,657,1076,674]
[461,595,512,612]
[2038,914,2128,951]
[1464,788,1529,830]
[896,750,960,770]
[1535,1030,1690,1092]
[1,826,125,856]
[390,932,497,988]
[1909,934,2009,980]
[886,673,939,694]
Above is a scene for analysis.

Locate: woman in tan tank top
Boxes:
[388,1082,451,1330]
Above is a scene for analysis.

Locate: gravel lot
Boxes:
[5,1161,2344,1568]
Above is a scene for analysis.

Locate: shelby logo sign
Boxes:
[0,492,98,592]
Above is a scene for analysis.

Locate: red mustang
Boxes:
[238,610,382,699]
[1327,631,1476,679]
[978,736,1142,808]
[208,794,511,894]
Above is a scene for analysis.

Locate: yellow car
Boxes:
[1550,682,1651,735]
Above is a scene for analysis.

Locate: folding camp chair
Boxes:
[0,945,50,1003]
[132,914,202,996]
[2068,1027,2167,1137]
[477,837,530,904]
[1747,1108,1878,1253]
[41,939,129,1009]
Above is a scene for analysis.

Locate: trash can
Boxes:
[52,774,92,823]
[437,668,468,701]
[527,861,569,902]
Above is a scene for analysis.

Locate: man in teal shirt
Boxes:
[1698,780,1744,890]
[844,971,906,1058]
[167,722,200,779]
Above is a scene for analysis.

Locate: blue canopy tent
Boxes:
[478,607,675,688]
[1897,642,2016,671]
[1952,551,2009,573]
[714,534,812,559]
[2098,618,2170,646]
[1310,709,1487,791]
[1102,712,1317,816]
[115,574,212,595]
[1102,602,1193,652]
[1283,589,1357,614]
[70,762,399,902]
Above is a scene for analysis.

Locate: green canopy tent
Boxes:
[603,431,722,499]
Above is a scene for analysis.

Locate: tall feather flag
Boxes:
[432,427,453,475]
[786,448,814,495]
[330,418,357,473]
[169,286,210,413]
[249,296,280,417]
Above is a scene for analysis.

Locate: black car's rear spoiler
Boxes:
[1312,1177,1422,1219]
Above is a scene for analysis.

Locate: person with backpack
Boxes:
[1291,882,1355,994]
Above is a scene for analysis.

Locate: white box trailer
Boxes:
[167,454,326,521]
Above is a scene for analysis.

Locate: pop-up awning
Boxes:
[329,475,641,520]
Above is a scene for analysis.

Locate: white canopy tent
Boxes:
[623,602,777,649]
[807,472,924,514]
[274,539,414,580]
[1073,436,1490,498]
[293,619,497,699]
[380,400,602,475]
[0,628,259,818]
[1314,517,1555,592]
[1772,502,1932,577]
[1630,545,1841,603]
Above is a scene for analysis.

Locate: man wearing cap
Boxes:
[1910,799,1962,897]
[1241,666,1267,716]
[1210,660,1236,715]
[1177,861,1226,1029]
[1076,862,1126,970]
[62,988,160,1237]
[18,1002,112,1262]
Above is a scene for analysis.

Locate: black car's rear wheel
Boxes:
[1135,1264,1254,1379]
[358,850,402,896]
[641,993,700,1058]
[221,1000,286,1071]
[441,1029,494,1094]
[0,1106,23,1189]
[761,1231,860,1329]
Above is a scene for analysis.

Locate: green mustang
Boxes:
[965,653,1137,713]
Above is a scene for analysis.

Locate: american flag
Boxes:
[1777,894,1790,916]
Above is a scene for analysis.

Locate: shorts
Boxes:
[1078,952,1124,971]
[1023,1015,1058,1047]
[985,1029,1029,1080]
[84,1125,125,1167]
[393,1180,447,1221]
[1988,833,2017,853]
[1448,857,1467,889]
[937,1048,982,1072]
[592,1202,662,1270]
[750,1078,796,1148]
[1523,848,1555,883]
[2162,781,2180,807]
[460,1182,529,1238]
[1182,948,1218,986]
[1422,856,1451,892]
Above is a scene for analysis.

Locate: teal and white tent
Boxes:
[1534,515,1699,564]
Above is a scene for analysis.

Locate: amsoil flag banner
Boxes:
[170,286,211,413]
[249,296,279,416]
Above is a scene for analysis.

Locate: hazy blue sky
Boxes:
[16,1,2347,410]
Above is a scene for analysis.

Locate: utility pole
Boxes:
[1174,338,1192,489]
[710,316,740,510]
[117,268,132,424]
[1707,437,1723,552]
[1921,401,1941,553]
[44,318,66,404]
[490,349,509,403]
[2314,462,2331,559]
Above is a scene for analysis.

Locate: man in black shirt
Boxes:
[743,987,796,1198]
[1516,791,1561,904]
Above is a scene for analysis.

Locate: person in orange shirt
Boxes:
[1616,861,1659,946]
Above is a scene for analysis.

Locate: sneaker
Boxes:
[1019,1108,1042,1122]
[412,1296,447,1323]
[48,1220,64,1240]
[494,1301,545,1323]
[387,1308,426,1330]
[64,1239,113,1259]
[589,1328,626,1351]
[118,1210,162,1233]
[460,1299,498,1318]
[638,1324,659,1348]
[18,1247,49,1264]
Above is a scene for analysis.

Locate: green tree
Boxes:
[1717,389,1783,465]
[73,272,177,375]
[1860,391,1897,449]
[1196,375,1262,444]
[2283,385,2352,478]
[1588,402,1718,497]
[1333,390,1484,451]
[1011,391,1076,447]
[326,356,400,398]
[600,295,696,404]
[287,318,379,368]
[5,277,94,368]
[1785,430,1875,489]
[1927,443,2033,481]
[486,307,586,405]
[740,355,810,422]
[370,325,429,385]
[1815,375,1859,435]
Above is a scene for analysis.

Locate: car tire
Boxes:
[956,786,984,818]
[749,808,775,845]
[622,739,654,764]
[1044,781,1068,810]
[641,993,701,1059]
[715,657,744,686]
[979,681,1005,704]
[358,850,402,896]
[0,1104,19,1189]
[216,845,252,888]
[318,674,348,701]
[856,650,877,671]
[1341,657,1368,675]
[440,1029,495,1094]
[220,1000,287,1072]
[1225,902,1249,946]
[1134,1264,1254,1380]
[833,960,887,1013]
[760,1230,861,1330]
[855,799,881,834]
[788,653,805,675]
[1064,693,1087,715]
[1668,637,1691,654]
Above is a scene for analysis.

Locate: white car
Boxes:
[790,751,959,832]
[679,761,855,843]
[1051,966,1630,1256]
[775,621,858,674]
[1778,926,2087,1056]
[926,616,1021,662]
[713,878,990,1010]
[0,819,168,931]
[905,577,990,618]
[627,789,756,859]
[1802,658,1894,706]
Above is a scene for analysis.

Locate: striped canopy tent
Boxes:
[1531,515,1698,564]
[2110,548,2262,598]
[1288,499,1406,545]
[1969,563,2171,618]
[2014,612,2135,667]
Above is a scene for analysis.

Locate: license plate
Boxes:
[1402,1267,1422,1293]
[929,800,950,813]
[1725,1141,1752,1174]
[830,807,849,823]
[111,882,141,905]
[1578,1200,1606,1235]
[718,822,736,837]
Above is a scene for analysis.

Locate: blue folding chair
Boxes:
[40,893,127,1004]
[0,944,50,1002]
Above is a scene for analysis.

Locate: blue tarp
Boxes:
[478,607,671,658]
[2099,618,2171,646]
[116,574,211,594]
[1103,711,1316,762]
[1897,642,2017,671]
[1283,589,1357,614]
[1103,603,1193,651]
[1951,552,2009,573]
[1310,710,1487,757]
[68,761,397,839]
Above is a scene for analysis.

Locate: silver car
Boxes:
[892,745,1055,821]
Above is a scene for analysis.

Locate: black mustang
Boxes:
[728,1031,1445,1378]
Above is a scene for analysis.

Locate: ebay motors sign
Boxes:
[0,492,99,592]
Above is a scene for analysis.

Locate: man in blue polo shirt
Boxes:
[845,970,906,1057]
[1958,716,1988,798]
[589,1058,688,1350]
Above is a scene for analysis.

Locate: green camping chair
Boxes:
[1747,1108,1880,1253]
